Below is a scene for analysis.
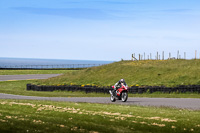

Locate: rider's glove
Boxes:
[114,86,116,90]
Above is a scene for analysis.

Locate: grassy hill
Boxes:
[36,59,200,87]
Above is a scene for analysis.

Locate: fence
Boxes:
[132,50,200,61]
[0,64,105,69]
[27,84,200,94]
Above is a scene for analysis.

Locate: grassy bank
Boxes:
[0,99,200,133]
[1,60,200,98]
[36,59,200,87]
[0,69,77,75]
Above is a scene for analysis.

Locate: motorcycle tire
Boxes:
[121,92,128,102]
[110,95,116,102]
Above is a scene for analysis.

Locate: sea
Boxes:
[0,57,114,69]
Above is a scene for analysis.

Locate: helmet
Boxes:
[120,79,125,83]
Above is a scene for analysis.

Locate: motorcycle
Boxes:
[109,83,128,102]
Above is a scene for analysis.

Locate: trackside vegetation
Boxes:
[0,69,76,75]
[36,59,200,87]
[0,99,200,133]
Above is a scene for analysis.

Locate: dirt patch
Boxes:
[33,120,44,124]
[151,123,165,127]
[0,119,7,122]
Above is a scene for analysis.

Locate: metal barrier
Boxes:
[0,64,105,69]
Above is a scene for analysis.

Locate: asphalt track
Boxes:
[0,93,200,110]
[0,74,61,81]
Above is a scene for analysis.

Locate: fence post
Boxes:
[132,54,133,60]
[162,51,164,60]
[184,52,186,59]
[139,54,140,61]
[150,53,151,60]
[195,50,197,59]
[157,52,158,60]
[177,50,179,59]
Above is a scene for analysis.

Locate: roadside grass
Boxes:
[0,70,77,75]
[36,59,200,87]
[0,80,200,98]
[0,99,200,133]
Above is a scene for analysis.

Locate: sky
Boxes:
[0,0,200,61]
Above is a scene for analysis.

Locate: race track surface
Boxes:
[0,74,61,81]
[0,93,200,110]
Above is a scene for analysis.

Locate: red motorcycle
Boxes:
[109,83,128,102]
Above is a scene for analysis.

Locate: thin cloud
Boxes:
[97,1,143,5]
[63,0,143,5]
[161,9,192,13]
[12,7,115,20]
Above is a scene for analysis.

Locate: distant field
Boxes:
[0,70,77,75]
[0,99,199,133]
[37,59,200,87]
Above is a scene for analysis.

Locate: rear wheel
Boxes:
[121,92,128,102]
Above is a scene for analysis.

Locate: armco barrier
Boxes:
[26,84,200,94]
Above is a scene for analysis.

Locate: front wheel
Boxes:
[121,92,128,102]
[110,95,116,102]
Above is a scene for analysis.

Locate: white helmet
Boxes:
[120,79,125,83]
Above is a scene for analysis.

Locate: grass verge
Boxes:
[0,99,200,133]
[0,70,77,75]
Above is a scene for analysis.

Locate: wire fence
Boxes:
[131,50,200,61]
[0,64,106,69]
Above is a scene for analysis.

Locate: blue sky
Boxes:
[0,0,200,61]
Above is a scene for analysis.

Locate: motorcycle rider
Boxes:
[113,79,128,96]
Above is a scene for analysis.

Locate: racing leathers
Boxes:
[114,80,128,90]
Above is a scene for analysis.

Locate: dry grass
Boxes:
[0,99,200,133]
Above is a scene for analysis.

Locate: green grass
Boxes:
[0,69,77,75]
[36,59,200,87]
[1,60,200,98]
[0,80,200,98]
[0,99,200,133]
[0,61,199,133]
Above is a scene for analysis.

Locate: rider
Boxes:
[113,79,128,95]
